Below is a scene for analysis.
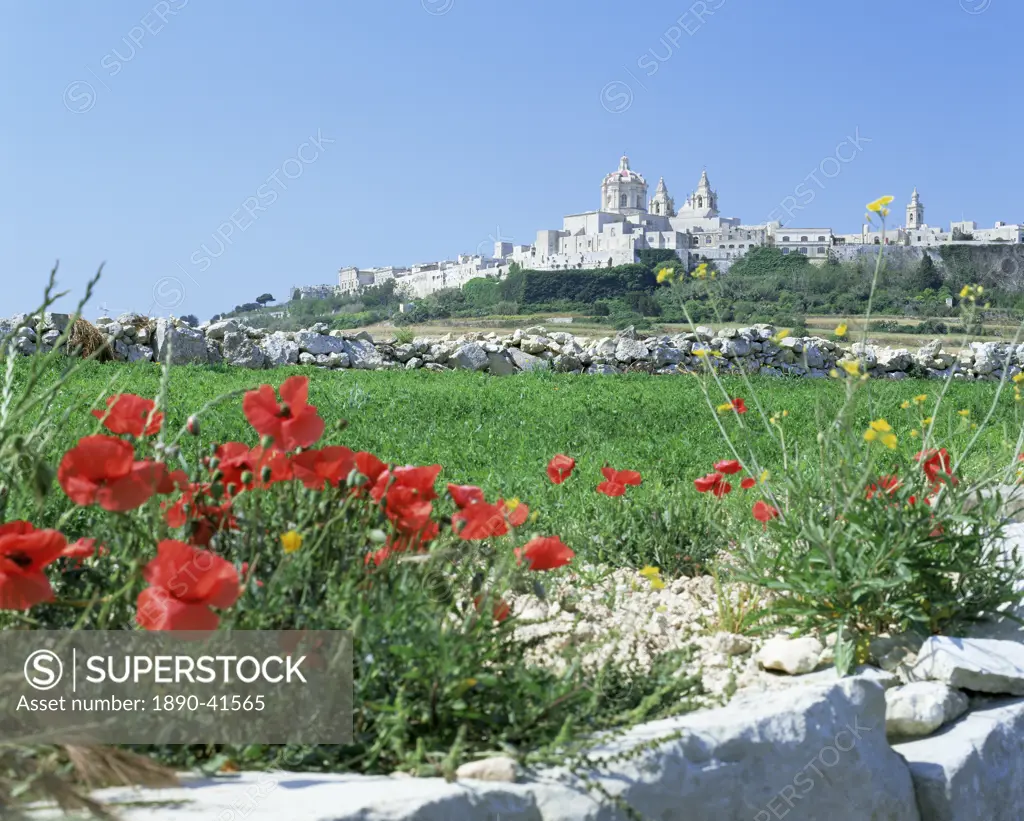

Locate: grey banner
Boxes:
[0,630,352,744]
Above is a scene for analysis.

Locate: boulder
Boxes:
[454,756,518,783]
[756,636,824,675]
[258,334,300,367]
[885,682,968,738]
[450,343,489,372]
[485,351,517,376]
[222,332,266,369]
[343,339,384,370]
[295,331,345,356]
[127,344,154,363]
[507,347,549,372]
[614,338,649,364]
[206,319,239,340]
[154,319,209,365]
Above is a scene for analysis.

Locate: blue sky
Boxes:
[2,0,1020,320]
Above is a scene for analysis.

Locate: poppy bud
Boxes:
[260,465,272,483]
[208,457,220,471]
[368,529,387,543]
[241,470,254,486]
[226,483,237,497]
[186,415,200,436]
[260,435,273,449]
[211,470,224,483]
[532,579,547,601]
[336,419,349,432]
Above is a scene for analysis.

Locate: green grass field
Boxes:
[20,360,1023,574]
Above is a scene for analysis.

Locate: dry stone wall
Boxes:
[4,313,1024,381]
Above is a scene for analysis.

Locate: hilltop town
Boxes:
[292,154,1024,302]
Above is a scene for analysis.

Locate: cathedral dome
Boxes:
[603,154,646,186]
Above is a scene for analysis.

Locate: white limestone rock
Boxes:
[507,347,548,372]
[912,635,1024,694]
[206,319,239,340]
[343,339,384,370]
[614,337,649,363]
[450,343,489,371]
[258,333,300,367]
[454,756,518,783]
[895,696,1024,820]
[154,318,209,365]
[295,331,345,356]
[127,344,153,363]
[885,682,968,738]
[222,332,266,369]
[485,351,517,376]
[756,636,824,675]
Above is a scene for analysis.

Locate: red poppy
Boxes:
[453,502,509,540]
[136,540,240,631]
[365,545,392,567]
[866,475,901,500]
[596,467,642,497]
[374,465,441,503]
[0,522,66,610]
[740,477,756,490]
[291,446,356,490]
[92,394,163,437]
[714,459,742,475]
[712,481,732,498]
[164,484,237,547]
[694,472,724,493]
[515,536,575,571]
[499,499,529,527]
[387,520,439,554]
[58,436,172,512]
[448,483,485,508]
[730,398,748,414]
[353,451,388,496]
[215,442,257,491]
[472,594,511,622]
[915,449,958,488]
[247,446,295,488]
[242,375,324,452]
[547,454,576,485]
[62,537,98,560]
[752,500,780,525]
[384,486,434,535]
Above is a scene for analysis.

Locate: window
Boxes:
[705,236,711,244]
[719,244,725,249]
[782,236,790,242]
[800,236,808,242]
[817,236,826,242]
[799,247,808,255]
[620,194,627,207]
[728,244,734,249]
[817,246,826,255]
[782,248,791,255]
[697,196,703,208]
[874,238,880,245]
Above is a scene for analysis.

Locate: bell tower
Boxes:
[906,187,924,229]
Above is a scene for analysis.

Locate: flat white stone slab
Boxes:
[913,636,1024,695]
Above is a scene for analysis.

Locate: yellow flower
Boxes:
[864,419,897,449]
[694,349,710,358]
[692,262,709,279]
[1012,373,1024,384]
[656,267,676,284]
[839,360,861,376]
[505,498,521,512]
[866,195,895,213]
[829,368,839,379]
[281,530,304,554]
[782,410,788,417]
[716,402,733,414]
[771,329,790,344]
[639,566,666,590]
[900,400,911,410]
[959,285,971,298]
[958,409,970,417]
[910,429,920,438]
[914,394,928,404]
[834,323,848,338]
[759,469,770,484]
[923,416,934,425]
